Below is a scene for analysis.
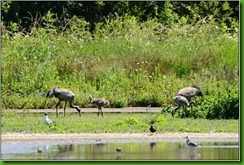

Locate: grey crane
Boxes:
[171,85,203,117]
[171,95,193,117]
[89,96,109,117]
[177,85,203,105]
[46,87,81,117]
[184,136,200,147]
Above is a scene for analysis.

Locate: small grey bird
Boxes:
[89,96,109,117]
[44,113,53,125]
[184,136,200,147]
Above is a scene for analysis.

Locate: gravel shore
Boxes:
[1,132,239,142]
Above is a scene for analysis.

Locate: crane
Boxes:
[46,87,81,117]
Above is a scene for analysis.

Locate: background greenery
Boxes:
[1,1,239,33]
[1,1,239,119]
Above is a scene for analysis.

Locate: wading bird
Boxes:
[184,136,200,147]
[44,113,53,125]
[172,85,203,117]
[89,96,109,117]
[149,124,157,135]
[46,87,81,117]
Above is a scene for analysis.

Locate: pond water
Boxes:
[1,140,239,160]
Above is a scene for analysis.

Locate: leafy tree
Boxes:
[1,1,239,33]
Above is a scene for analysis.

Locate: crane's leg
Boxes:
[190,101,196,109]
[101,108,103,117]
[64,101,67,117]
[69,100,81,117]
[189,101,196,116]
[171,106,179,118]
[55,101,61,117]
[183,106,187,118]
[77,109,81,117]
[97,108,100,117]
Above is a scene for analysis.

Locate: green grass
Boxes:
[1,112,238,134]
[1,16,239,119]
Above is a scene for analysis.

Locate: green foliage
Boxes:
[1,1,239,33]
[171,77,239,119]
[203,80,239,119]
[125,116,140,125]
[1,112,238,134]
[42,10,58,30]
[2,13,239,119]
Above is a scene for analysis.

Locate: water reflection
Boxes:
[150,142,157,149]
[49,141,238,160]
[2,141,239,160]
[183,148,201,160]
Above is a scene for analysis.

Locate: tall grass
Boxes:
[1,15,239,119]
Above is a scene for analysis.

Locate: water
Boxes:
[1,140,239,160]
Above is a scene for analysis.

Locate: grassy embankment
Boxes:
[2,16,239,120]
[1,112,238,134]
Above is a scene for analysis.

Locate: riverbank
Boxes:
[1,132,239,142]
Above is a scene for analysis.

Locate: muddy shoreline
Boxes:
[1,132,239,142]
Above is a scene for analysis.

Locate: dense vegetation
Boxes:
[1,1,239,33]
[1,1,239,119]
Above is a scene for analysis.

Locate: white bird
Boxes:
[184,136,200,147]
[44,113,53,125]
